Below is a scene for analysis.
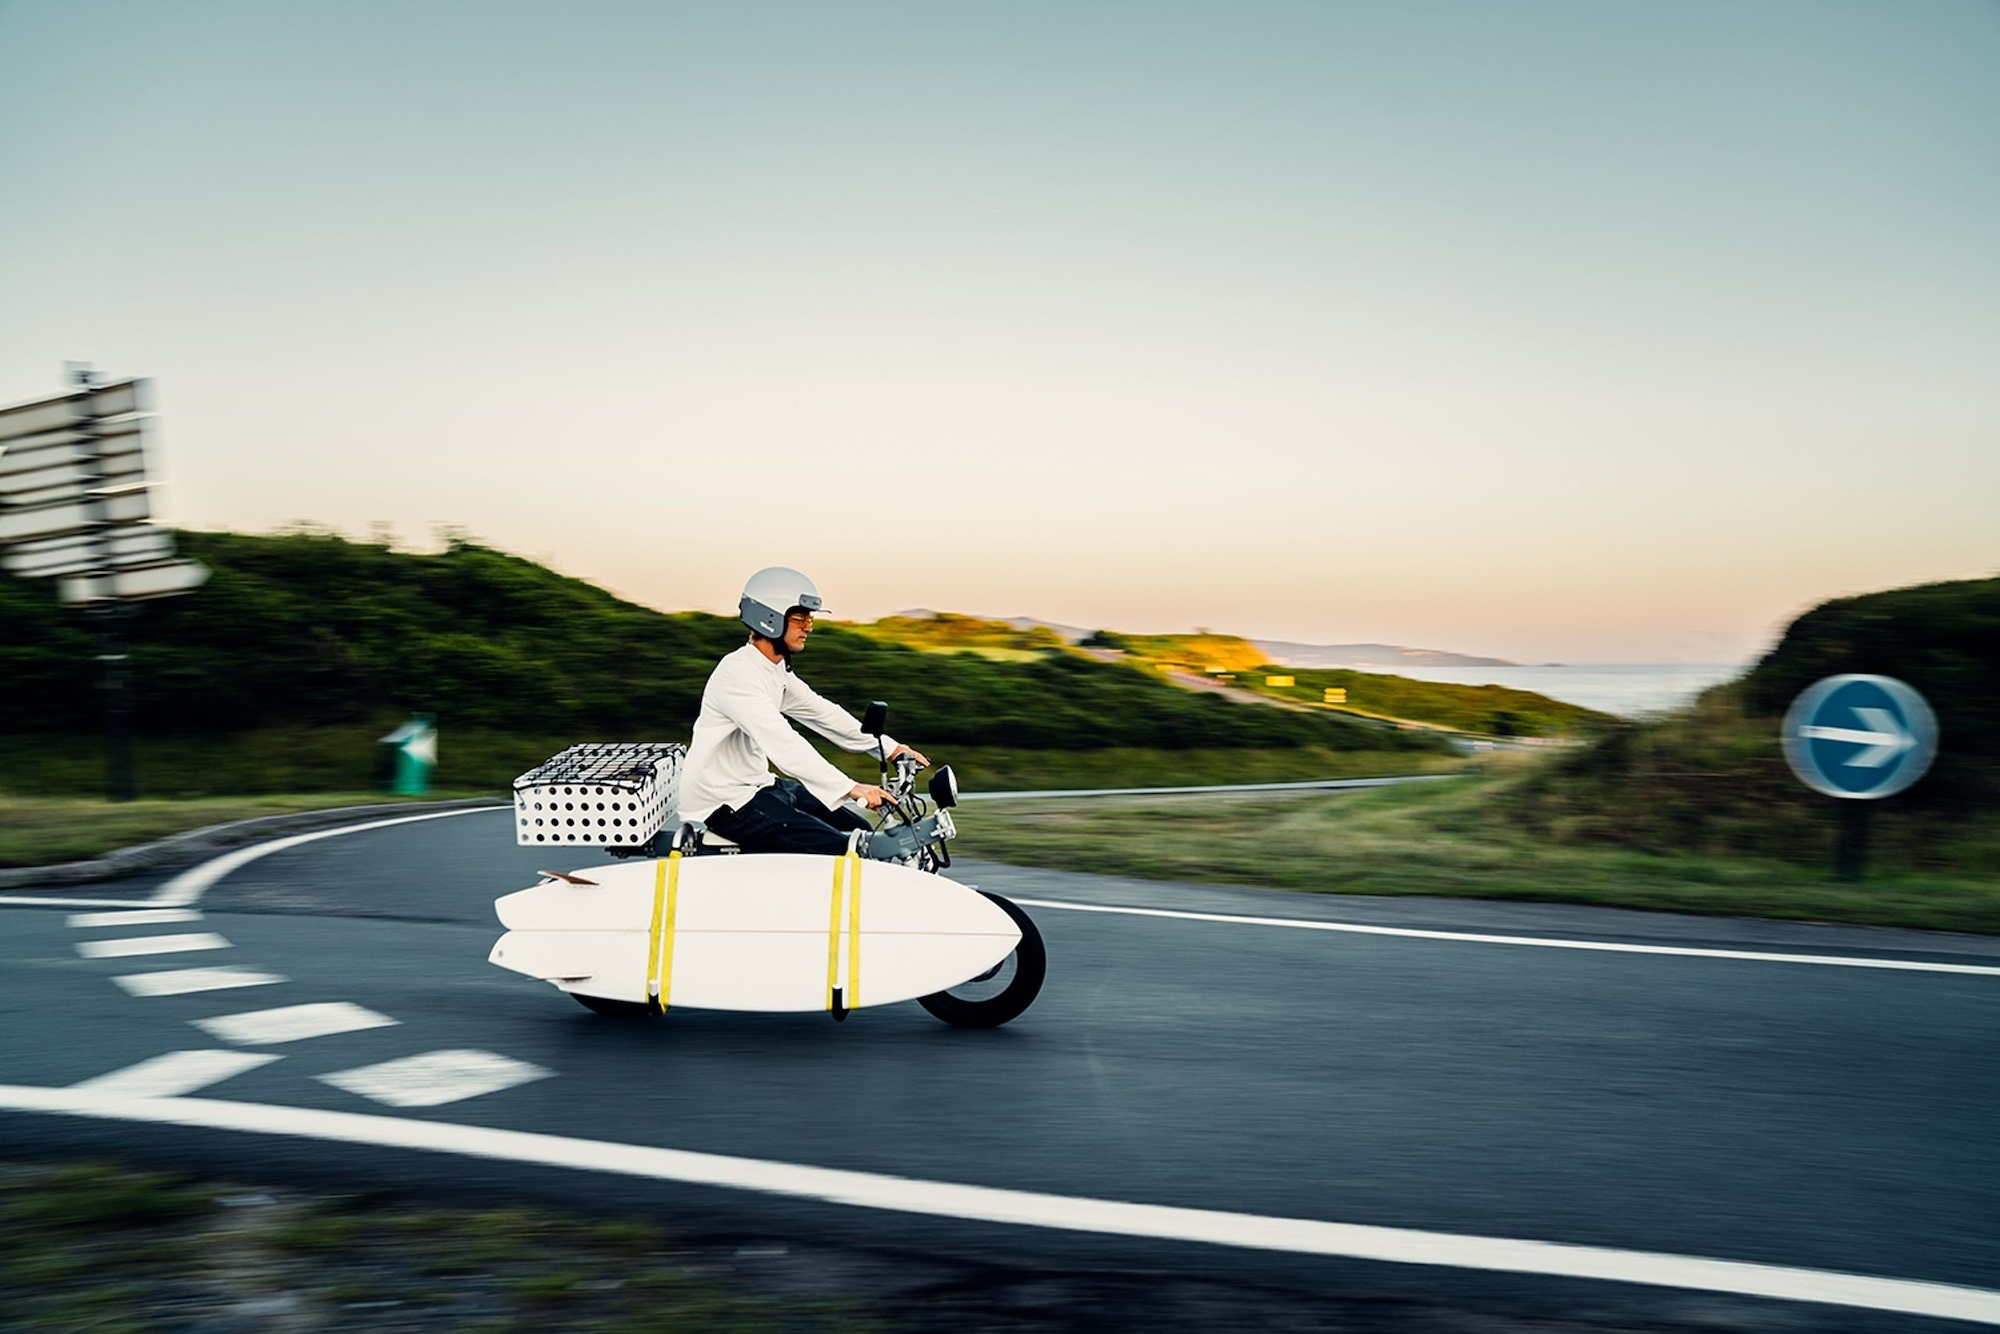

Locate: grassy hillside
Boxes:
[954,770,2000,934]
[1078,629,1271,673]
[1237,666,1611,738]
[1499,576,2000,877]
[837,612,1066,660]
[850,620,1606,738]
[0,531,1445,796]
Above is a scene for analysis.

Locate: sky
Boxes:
[2,0,1995,663]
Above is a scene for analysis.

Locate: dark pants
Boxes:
[705,777,870,856]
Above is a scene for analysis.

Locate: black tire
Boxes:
[570,992,657,1019]
[918,892,1045,1028]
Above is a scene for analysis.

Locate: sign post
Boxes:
[1780,674,1938,881]
[0,368,208,800]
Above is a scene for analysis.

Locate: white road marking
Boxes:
[194,1002,398,1046]
[151,806,504,907]
[76,932,231,959]
[0,1085,1992,1326]
[1010,898,2000,977]
[318,1050,550,1108]
[70,1053,280,1097]
[0,894,194,908]
[113,967,289,997]
[23,798,1987,981]
[68,908,204,928]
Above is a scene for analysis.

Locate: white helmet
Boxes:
[739,567,823,638]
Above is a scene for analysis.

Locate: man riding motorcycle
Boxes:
[678,567,930,860]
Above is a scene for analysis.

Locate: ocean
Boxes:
[1346,663,1749,718]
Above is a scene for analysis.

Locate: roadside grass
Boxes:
[0,791,490,868]
[950,760,2000,935]
[822,743,1469,793]
[0,726,567,800]
[2,728,1456,802]
[0,731,1466,866]
[0,1159,866,1332]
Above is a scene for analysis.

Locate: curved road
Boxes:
[3,805,1997,1330]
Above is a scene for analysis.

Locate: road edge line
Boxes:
[0,798,505,893]
[0,1084,1993,1326]
[151,806,506,907]
[1006,899,2000,976]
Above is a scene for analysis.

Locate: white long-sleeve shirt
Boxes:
[677,643,900,820]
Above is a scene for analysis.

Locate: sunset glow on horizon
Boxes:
[4,1,1994,664]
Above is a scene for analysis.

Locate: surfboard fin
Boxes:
[830,987,849,1022]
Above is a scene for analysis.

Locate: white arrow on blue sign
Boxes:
[1781,674,1938,800]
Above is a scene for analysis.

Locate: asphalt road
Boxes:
[3,805,1997,1330]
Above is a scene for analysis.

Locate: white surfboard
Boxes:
[488,853,1020,1013]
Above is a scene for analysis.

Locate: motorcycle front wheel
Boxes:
[918,892,1046,1028]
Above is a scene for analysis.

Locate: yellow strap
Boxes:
[846,850,862,1011]
[825,852,846,1011]
[657,850,681,1011]
[646,855,669,1012]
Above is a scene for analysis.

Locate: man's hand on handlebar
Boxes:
[848,783,895,810]
[887,745,929,768]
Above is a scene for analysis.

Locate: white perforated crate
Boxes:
[513,742,683,848]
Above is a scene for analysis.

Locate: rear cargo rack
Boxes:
[512,742,683,848]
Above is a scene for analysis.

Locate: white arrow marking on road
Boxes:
[1798,706,1915,768]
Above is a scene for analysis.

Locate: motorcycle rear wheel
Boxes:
[918,892,1045,1028]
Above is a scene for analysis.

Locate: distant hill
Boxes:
[856,617,1595,737]
[1003,615,1091,643]
[0,531,1440,761]
[844,612,1066,656]
[987,617,1516,666]
[1252,641,1515,669]
[891,611,1093,643]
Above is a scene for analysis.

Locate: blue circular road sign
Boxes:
[1781,674,1938,800]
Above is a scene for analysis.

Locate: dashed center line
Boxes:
[67,908,205,928]
[319,1049,551,1108]
[76,932,232,959]
[113,967,288,997]
[72,1051,281,1097]
[194,1002,398,1046]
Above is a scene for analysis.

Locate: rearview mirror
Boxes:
[861,701,888,737]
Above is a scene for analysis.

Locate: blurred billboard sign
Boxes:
[59,558,210,605]
[0,374,206,601]
[2,523,176,577]
[1781,674,1938,800]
